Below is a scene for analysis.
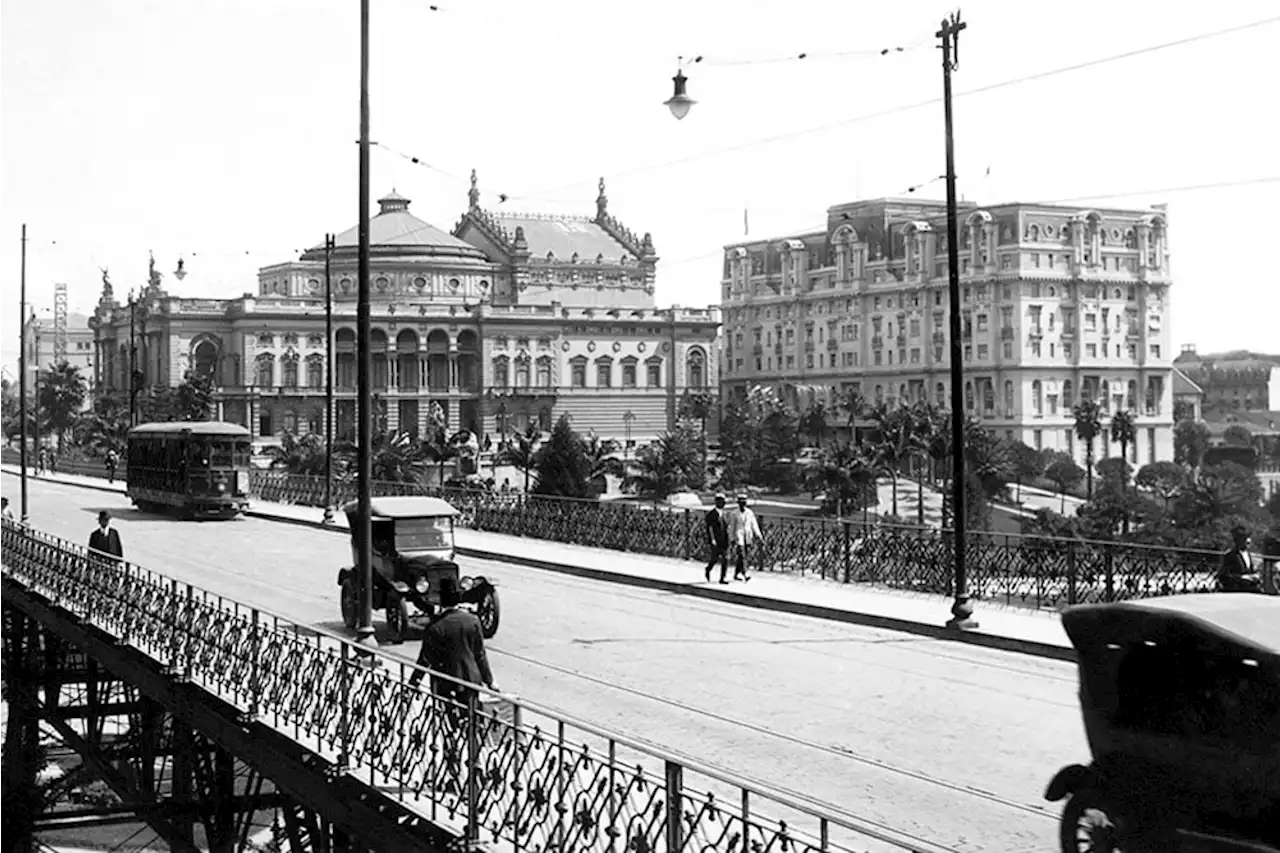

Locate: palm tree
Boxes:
[905,402,943,526]
[265,430,328,476]
[799,401,828,447]
[76,394,131,458]
[836,387,868,446]
[625,427,700,500]
[37,360,88,452]
[336,429,426,483]
[497,425,543,493]
[1072,398,1104,499]
[868,403,911,517]
[581,431,623,494]
[1109,408,1138,533]
[678,390,717,463]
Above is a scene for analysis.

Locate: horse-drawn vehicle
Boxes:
[335,497,500,643]
[1046,594,1280,852]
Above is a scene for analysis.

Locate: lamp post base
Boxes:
[322,506,335,525]
[945,596,979,631]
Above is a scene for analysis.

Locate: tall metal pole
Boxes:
[323,233,336,525]
[354,0,376,646]
[129,293,138,427]
[18,224,29,523]
[33,326,42,470]
[939,12,976,631]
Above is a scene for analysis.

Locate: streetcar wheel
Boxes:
[340,578,358,630]
[477,588,501,639]
[386,597,410,644]
[1059,790,1123,853]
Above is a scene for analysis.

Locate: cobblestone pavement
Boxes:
[6,479,1081,852]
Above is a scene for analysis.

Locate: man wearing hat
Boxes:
[88,511,124,561]
[727,494,762,582]
[410,576,496,702]
[703,493,732,584]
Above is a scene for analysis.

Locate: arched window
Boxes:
[1032,380,1043,416]
[254,353,274,387]
[535,356,553,388]
[370,329,389,390]
[935,382,946,408]
[964,381,975,412]
[1062,379,1074,409]
[1004,380,1014,415]
[1126,380,1137,410]
[192,339,219,379]
[492,356,509,387]
[538,407,553,432]
[686,348,706,388]
[281,354,299,388]
[335,329,356,389]
[982,382,995,414]
[514,356,531,388]
[306,354,324,388]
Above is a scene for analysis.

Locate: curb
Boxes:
[4,468,1077,663]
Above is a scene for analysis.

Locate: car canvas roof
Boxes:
[1063,594,1280,661]
[341,496,459,519]
[129,421,252,437]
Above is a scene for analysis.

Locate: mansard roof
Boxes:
[452,172,655,265]
[1172,367,1203,397]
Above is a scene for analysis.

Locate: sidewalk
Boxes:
[2,464,1075,662]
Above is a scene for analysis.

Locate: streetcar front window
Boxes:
[208,441,234,467]
[233,440,252,466]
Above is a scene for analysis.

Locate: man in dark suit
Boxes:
[1218,525,1260,593]
[704,493,731,584]
[88,511,124,561]
[409,576,495,703]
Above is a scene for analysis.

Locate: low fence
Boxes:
[2,519,947,853]
[3,450,1239,610]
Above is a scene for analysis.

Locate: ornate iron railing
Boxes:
[244,469,1227,609]
[1,519,946,853]
[0,450,1231,609]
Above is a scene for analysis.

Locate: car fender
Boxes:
[336,568,352,587]
[1045,764,1095,803]
[390,580,410,594]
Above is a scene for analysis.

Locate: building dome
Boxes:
[300,190,488,263]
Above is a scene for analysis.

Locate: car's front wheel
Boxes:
[386,597,410,644]
[340,577,358,630]
[477,588,501,639]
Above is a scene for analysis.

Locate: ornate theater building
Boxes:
[90,176,719,447]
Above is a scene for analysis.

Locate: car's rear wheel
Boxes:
[340,577,358,630]
[477,588,501,639]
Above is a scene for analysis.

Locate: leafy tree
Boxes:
[1135,460,1189,511]
[1174,419,1211,469]
[1110,409,1137,470]
[1071,399,1103,499]
[497,424,543,493]
[581,431,624,494]
[626,420,703,500]
[808,442,878,517]
[1044,453,1085,513]
[799,401,828,447]
[265,430,329,476]
[1172,399,1197,423]
[836,386,869,445]
[677,389,717,466]
[171,370,216,421]
[1006,440,1046,502]
[1078,460,1150,540]
[37,360,88,451]
[2,391,35,442]
[717,385,799,489]
[336,428,425,483]
[1223,424,1254,447]
[1094,457,1133,487]
[75,394,132,457]
[867,403,911,517]
[532,415,593,499]
[1174,461,1264,529]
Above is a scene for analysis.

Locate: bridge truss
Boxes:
[1,518,947,853]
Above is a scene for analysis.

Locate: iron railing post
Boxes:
[466,691,480,844]
[664,761,684,853]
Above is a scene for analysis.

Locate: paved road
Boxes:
[5,479,1083,853]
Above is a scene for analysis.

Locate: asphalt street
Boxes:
[4,478,1085,852]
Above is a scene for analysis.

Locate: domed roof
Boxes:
[304,191,487,261]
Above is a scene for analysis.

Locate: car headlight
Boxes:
[414,578,430,595]
[459,576,474,591]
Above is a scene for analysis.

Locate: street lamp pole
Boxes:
[354,0,376,647]
[33,325,42,470]
[623,410,635,462]
[128,292,138,427]
[17,224,29,523]
[323,233,336,525]
[938,12,977,631]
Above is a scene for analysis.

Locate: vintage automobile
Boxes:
[335,496,500,643]
[1046,593,1280,852]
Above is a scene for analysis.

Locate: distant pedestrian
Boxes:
[88,511,124,562]
[1218,525,1260,593]
[34,447,45,474]
[2,497,14,521]
[704,493,731,584]
[105,450,119,484]
[728,494,763,582]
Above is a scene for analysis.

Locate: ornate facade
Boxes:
[718,197,1176,468]
[1173,346,1280,416]
[89,177,719,447]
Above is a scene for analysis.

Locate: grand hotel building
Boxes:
[89,176,719,447]
[718,197,1175,466]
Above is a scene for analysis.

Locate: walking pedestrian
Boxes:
[728,494,763,582]
[105,450,119,484]
[2,496,14,521]
[408,576,495,700]
[1217,525,1260,593]
[704,493,731,583]
[88,510,124,561]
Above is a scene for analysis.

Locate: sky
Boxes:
[3,0,1278,379]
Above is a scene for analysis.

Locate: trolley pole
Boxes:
[17,224,29,523]
[939,11,977,631]
[323,233,336,525]
[354,0,377,648]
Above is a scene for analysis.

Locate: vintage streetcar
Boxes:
[126,422,252,519]
[336,496,500,643]
[1046,594,1280,852]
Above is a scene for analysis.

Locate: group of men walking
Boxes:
[702,493,763,584]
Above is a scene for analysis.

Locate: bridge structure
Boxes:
[1,517,950,853]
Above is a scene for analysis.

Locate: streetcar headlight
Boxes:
[414,578,430,595]
[459,576,475,591]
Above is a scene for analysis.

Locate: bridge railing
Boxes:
[0,451,1231,609]
[1,518,948,853]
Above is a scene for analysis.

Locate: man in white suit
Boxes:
[727,494,762,582]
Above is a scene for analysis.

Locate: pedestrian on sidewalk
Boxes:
[728,494,762,582]
[1217,525,1260,593]
[2,497,14,521]
[88,511,124,562]
[105,450,119,484]
[704,493,731,584]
